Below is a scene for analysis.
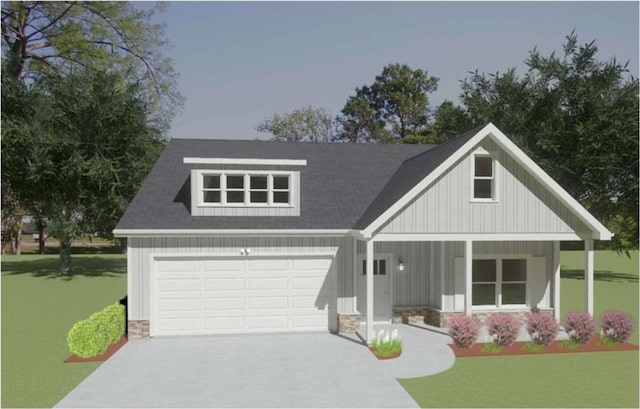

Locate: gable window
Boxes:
[362,259,387,275]
[472,258,527,307]
[200,172,292,206]
[473,155,494,200]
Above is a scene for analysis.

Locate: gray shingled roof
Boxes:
[115,128,481,231]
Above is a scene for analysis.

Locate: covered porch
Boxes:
[353,235,598,344]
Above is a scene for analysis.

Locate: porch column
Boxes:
[584,239,594,316]
[365,239,375,343]
[464,240,472,316]
[553,241,561,322]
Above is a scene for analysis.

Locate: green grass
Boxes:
[560,250,638,344]
[400,351,639,408]
[401,250,639,408]
[1,254,126,408]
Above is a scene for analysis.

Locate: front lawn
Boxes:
[1,254,126,408]
[401,250,639,408]
[400,351,639,407]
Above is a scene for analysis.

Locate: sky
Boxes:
[149,1,639,140]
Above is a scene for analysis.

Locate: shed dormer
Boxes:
[184,157,306,216]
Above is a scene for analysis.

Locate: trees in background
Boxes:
[257,106,338,142]
[455,32,638,251]
[2,70,164,273]
[257,33,638,251]
[1,1,182,128]
[340,63,438,142]
[1,1,178,272]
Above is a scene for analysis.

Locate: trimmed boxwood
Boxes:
[67,302,125,358]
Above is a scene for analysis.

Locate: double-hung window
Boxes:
[472,258,527,307]
[201,172,291,206]
[473,154,495,200]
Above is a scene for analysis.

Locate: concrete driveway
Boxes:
[55,331,426,408]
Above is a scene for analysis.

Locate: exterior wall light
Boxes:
[398,256,405,271]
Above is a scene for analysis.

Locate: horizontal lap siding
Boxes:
[380,138,590,235]
[128,236,352,320]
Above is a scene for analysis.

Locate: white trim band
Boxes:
[184,157,307,166]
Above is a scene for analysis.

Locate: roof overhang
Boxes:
[113,229,352,238]
[361,123,614,241]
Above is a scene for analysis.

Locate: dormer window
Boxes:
[473,154,495,201]
[200,172,292,206]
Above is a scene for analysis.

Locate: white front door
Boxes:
[357,255,392,322]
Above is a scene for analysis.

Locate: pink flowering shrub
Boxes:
[600,311,634,343]
[526,312,559,345]
[564,312,596,344]
[447,315,479,348]
[487,313,520,347]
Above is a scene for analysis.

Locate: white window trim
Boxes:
[470,148,499,203]
[197,170,294,208]
[471,254,529,310]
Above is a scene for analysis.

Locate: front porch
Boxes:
[345,237,597,344]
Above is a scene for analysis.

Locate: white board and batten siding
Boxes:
[189,164,301,217]
[128,236,355,335]
[444,241,553,312]
[356,241,443,308]
[378,138,591,236]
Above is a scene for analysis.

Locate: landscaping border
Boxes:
[450,334,638,357]
[64,336,128,363]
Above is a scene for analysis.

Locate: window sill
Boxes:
[197,203,294,208]
[471,305,529,311]
[470,199,500,204]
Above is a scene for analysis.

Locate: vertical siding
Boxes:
[442,241,553,311]
[128,235,353,320]
[190,164,301,216]
[356,241,436,309]
[379,138,591,235]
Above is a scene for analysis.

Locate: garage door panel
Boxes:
[158,278,200,292]
[291,277,327,290]
[291,295,320,308]
[247,278,287,290]
[158,317,201,331]
[291,259,332,270]
[157,259,200,273]
[153,257,333,336]
[246,259,288,270]
[158,298,200,312]
[205,317,246,330]
[248,296,287,309]
[204,297,245,310]
[203,278,245,291]
[202,259,244,271]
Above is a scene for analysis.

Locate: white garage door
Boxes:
[152,257,334,336]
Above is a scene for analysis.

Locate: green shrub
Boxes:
[67,319,110,358]
[100,303,125,344]
[66,302,125,358]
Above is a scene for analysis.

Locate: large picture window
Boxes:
[472,258,527,307]
[200,172,291,206]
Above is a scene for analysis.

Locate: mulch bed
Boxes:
[450,334,639,357]
[369,347,402,360]
[64,336,128,363]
